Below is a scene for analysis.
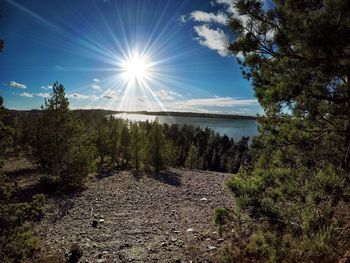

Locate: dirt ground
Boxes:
[3,155,235,262]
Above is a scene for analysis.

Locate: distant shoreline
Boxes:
[7,109,257,120]
[118,111,257,120]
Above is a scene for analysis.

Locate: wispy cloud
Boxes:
[54,65,63,70]
[154,89,182,100]
[173,97,258,108]
[193,25,228,56]
[102,94,114,100]
[6,81,27,89]
[91,84,101,90]
[101,90,119,100]
[35,92,50,98]
[41,85,52,90]
[19,92,33,98]
[190,10,227,24]
[67,93,97,100]
[179,15,187,23]
[93,78,100,83]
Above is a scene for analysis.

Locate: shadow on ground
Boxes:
[148,170,182,186]
[4,167,40,178]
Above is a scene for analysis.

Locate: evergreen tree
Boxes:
[185,143,202,170]
[220,0,350,262]
[33,83,95,191]
[96,118,109,164]
[120,123,130,168]
[108,117,120,165]
[150,122,165,172]
[131,122,143,173]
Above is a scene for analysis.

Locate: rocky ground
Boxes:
[3,155,235,262]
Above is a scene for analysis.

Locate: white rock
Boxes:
[208,245,216,250]
[186,228,194,232]
[200,197,208,201]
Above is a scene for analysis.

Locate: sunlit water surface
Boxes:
[113,113,258,141]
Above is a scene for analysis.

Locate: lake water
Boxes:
[113,113,258,141]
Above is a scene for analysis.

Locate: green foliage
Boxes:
[220,0,350,262]
[33,83,95,191]
[0,194,45,263]
[150,122,166,172]
[0,97,45,262]
[130,122,144,173]
[185,143,202,169]
[120,124,131,168]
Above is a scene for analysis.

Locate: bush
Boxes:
[0,194,45,263]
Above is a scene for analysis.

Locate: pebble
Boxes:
[186,228,194,232]
[170,237,177,242]
[200,197,208,201]
[208,245,216,250]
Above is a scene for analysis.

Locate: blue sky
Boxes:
[0,0,263,115]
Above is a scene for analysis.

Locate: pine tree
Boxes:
[131,122,143,173]
[185,143,202,170]
[96,118,109,164]
[220,0,350,261]
[120,123,130,168]
[108,117,120,165]
[33,83,95,191]
[150,122,165,172]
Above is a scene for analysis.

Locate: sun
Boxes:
[121,52,151,80]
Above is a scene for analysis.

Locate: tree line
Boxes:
[3,83,250,192]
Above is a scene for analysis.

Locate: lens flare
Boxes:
[121,52,151,81]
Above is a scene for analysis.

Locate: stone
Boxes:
[186,228,194,232]
[208,245,216,251]
[170,237,177,242]
[200,197,208,201]
[68,244,83,263]
[91,220,98,228]
[119,243,131,249]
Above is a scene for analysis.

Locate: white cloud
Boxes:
[41,85,52,90]
[179,15,187,23]
[8,81,27,89]
[91,84,101,90]
[19,92,33,98]
[190,10,227,25]
[35,93,50,98]
[67,93,97,100]
[93,78,100,83]
[174,97,259,108]
[214,0,253,26]
[154,89,182,100]
[193,24,228,56]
